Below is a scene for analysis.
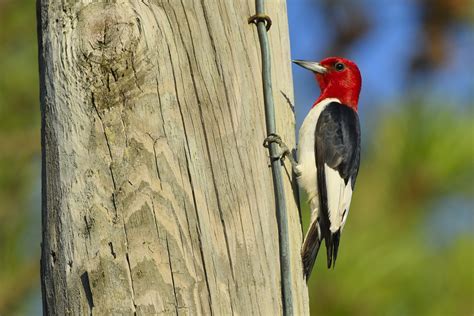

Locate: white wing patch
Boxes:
[324,164,353,232]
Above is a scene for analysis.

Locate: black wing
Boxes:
[317,102,360,268]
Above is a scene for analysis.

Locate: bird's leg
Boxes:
[263,133,301,177]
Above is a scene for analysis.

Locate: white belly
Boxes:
[296,98,340,217]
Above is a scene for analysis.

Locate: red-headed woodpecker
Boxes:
[293,57,362,278]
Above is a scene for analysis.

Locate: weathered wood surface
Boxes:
[39,0,308,314]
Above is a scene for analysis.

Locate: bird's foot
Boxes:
[263,133,301,176]
[263,133,290,157]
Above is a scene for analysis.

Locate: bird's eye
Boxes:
[335,63,345,71]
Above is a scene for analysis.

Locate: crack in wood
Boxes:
[125,252,138,314]
[131,51,143,92]
[147,133,163,190]
[149,196,161,240]
[80,271,94,314]
[154,75,168,138]
[166,236,179,315]
[108,241,117,259]
[91,92,119,219]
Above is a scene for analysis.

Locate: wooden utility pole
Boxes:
[38,1,308,314]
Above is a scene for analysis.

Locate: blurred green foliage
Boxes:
[305,105,474,315]
[0,0,41,313]
[0,0,472,315]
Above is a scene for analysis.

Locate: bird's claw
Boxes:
[263,133,290,160]
[263,133,300,176]
[263,133,282,148]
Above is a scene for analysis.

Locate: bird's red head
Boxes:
[293,57,362,111]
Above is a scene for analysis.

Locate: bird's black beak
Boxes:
[292,60,327,74]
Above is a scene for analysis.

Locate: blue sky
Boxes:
[287,0,473,127]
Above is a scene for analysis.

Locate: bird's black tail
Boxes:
[324,229,341,269]
[301,220,322,280]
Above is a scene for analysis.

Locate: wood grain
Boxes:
[39,0,308,314]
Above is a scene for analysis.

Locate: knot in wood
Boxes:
[78,3,140,67]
